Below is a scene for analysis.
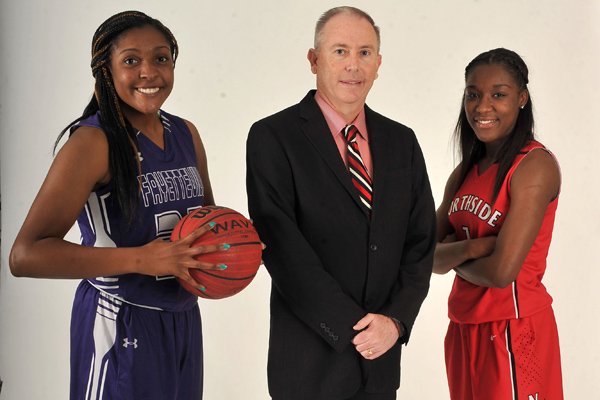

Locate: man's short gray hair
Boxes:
[314,6,380,51]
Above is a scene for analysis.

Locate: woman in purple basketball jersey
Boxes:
[10,11,226,399]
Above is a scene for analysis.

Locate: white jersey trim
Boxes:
[87,280,164,311]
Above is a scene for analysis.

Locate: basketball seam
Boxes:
[228,241,262,247]
[173,212,189,240]
[194,270,257,281]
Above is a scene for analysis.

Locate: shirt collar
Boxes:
[314,91,369,141]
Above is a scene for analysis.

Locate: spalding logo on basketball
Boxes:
[171,206,262,299]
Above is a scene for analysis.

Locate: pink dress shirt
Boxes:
[314,92,373,177]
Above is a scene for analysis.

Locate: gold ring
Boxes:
[367,349,373,356]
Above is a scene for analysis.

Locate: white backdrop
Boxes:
[1,0,599,399]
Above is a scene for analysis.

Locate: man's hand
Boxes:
[351,313,400,360]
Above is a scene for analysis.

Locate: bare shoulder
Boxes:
[65,125,109,151]
[182,118,200,136]
[438,163,464,212]
[182,118,214,204]
[512,148,560,199]
[515,148,560,180]
[182,118,205,146]
[436,164,464,239]
[521,147,558,168]
[444,163,464,197]
[56,125,110,186]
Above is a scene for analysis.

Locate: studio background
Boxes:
[1,0,598,398]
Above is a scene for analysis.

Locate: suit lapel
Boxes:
[298,92,367,214]
[366,106,392,212]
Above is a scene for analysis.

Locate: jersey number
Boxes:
[154,207,201,281]
[462,226,471,240]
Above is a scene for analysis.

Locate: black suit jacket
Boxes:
[246,91,436,400]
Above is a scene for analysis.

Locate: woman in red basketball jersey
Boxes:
[433,48,563,399]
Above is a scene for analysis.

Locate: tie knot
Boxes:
[343,125,358,143]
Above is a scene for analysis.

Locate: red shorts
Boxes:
[444,307,563,399]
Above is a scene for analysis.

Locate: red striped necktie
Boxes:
[343,124,372,211]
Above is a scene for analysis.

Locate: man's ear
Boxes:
[307,48,318,74]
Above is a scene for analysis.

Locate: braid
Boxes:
[454,48,534,202]
[55,11,178,224]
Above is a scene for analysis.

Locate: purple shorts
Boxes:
[70,280,203,399]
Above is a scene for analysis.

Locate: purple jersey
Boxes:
[75,110,204,311]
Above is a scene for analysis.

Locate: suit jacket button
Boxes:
[370,244,378,251]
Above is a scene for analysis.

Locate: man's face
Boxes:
[308,13,381,116]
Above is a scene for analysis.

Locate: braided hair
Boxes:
[453,48,534,202]
[55,11,178,223]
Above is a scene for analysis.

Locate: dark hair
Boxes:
[314,6,380,51]
[453,47,534,201]
[54,10,178,222]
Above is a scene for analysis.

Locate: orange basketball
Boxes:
[171,206,262,299]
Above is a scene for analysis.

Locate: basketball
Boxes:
[171,206,262,299]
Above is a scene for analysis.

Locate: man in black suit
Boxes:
[246,6,435,400]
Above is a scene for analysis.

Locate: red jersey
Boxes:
[447,140,558,323]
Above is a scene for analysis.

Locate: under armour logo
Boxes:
[490,335,497,341]
[138,152,144,162]
[123,338,138,349]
